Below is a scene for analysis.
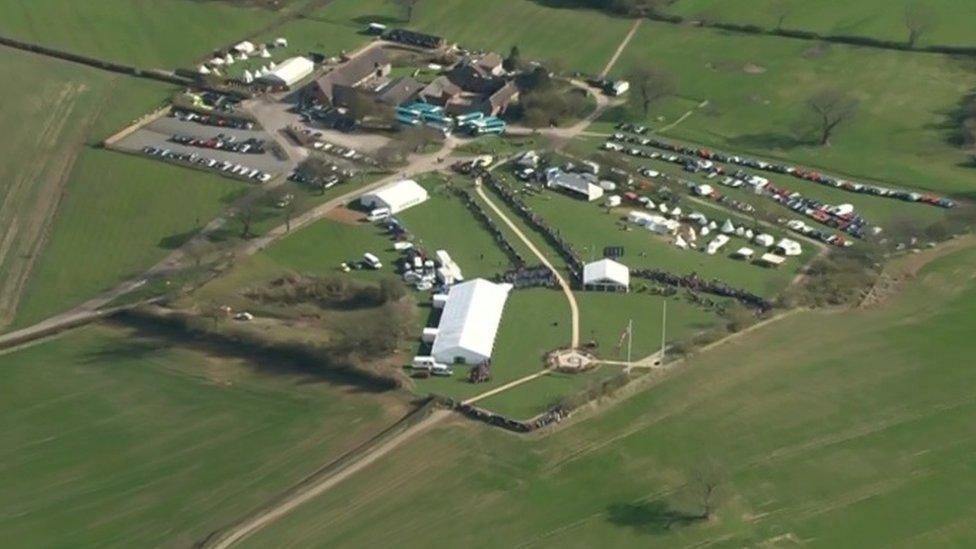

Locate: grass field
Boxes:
[0,324,409,547]
[317,0,635,74]
[240,237,976,548]
[0,0,278,67]
[11,150,245,328]
[667,0,976,48]
[397,175,516,279]
[603,21,976,198]
[0,47,184,330]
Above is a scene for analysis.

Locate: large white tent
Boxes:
[360,179,429,214]
[259,56,314,88]
[582,258,629,292]
[431,279,512,365]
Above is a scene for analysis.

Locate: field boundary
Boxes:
[632,11,976,57]
[198,400,449,549]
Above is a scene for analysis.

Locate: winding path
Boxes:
[473,183,580,348]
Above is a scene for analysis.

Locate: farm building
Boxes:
[431,279,513,364]
[583,259,629,292]
[360,179,429,214]
[259,56,315,88]
[309,48,392,105]
[545,168,604,201]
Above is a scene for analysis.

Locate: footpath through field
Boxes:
[474,183,580,348]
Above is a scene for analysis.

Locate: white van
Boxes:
[363,252,382,269]
[412,356,452,376]
[367,207,391,222]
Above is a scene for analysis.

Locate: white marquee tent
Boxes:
[360,179,429,214]
[583,258,629,292]
[431,279,513,364]
[259,56,314,88]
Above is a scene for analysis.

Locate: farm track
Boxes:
[0,82,93,329]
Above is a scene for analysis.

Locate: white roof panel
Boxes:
[583,259,629,287]
[431,279,512,364]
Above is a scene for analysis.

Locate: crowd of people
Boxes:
[452,187,526,267]
[498,264,556,289]
[632,268,773,312]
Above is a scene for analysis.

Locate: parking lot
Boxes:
[114,114,292,177]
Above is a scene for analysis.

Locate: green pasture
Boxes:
[243,239,976,549]
[668,0,976,48]
[0,324,407,547]
[12,150,245,328]
[475,365,626,420]
[317,0,635,74]
[605,21,976,198]
[0,0,279,67]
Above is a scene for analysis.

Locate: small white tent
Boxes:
[583,259,630,292]
[360,180,429,214]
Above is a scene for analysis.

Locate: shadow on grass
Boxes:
[606,501,705,535]
[158,228,201,250]
[726,132,807,151]
[105,314,395,394]
[350,15,404,27]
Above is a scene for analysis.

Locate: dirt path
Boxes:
[462,370,551,405]
[474,184,580,348]
[203,408,452,549]
[600,19,642,78]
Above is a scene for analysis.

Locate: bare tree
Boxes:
[691,462,725,520]
[237,205,255,239]
[282,192,305,233]
[904,1,937,48]
[770,0,793,30]
[806,88,859,146]
[390,0,421,22]
[627,64,677,118]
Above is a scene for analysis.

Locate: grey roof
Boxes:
[376,76,424,106]
[314,48,392,100]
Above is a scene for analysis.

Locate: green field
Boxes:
[0,46,191,330]
[603,21,976,198]
[241,238,976,548]
[397,175,516,279]
[668,0,976,48]
[11,150,245,328]
[0,324,409,547]
[0,0,278,67]
[317,0,635,74]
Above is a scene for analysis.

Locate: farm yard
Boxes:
[1,0,976,547]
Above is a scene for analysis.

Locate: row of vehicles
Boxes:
[172,108,255,130]
[142,146,273,182]
[169,133,265,154]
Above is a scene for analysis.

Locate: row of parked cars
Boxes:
[606,135,867,241]
[142,146,273,182]
[172,109,255,130]
[613,124,956,209]
[169,133,265,154]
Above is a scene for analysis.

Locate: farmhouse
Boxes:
[360,179,429,214]
[583,259,629,292]
[545,168,604,201]
[259,56,315,88]
[431,279,513,365]
[418,52,520,116]
[309,48,392,106]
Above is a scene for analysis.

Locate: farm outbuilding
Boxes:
[259,56,315,88]
[431,279,513,365]
[583,259,629,292]
[360,179,429,214]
